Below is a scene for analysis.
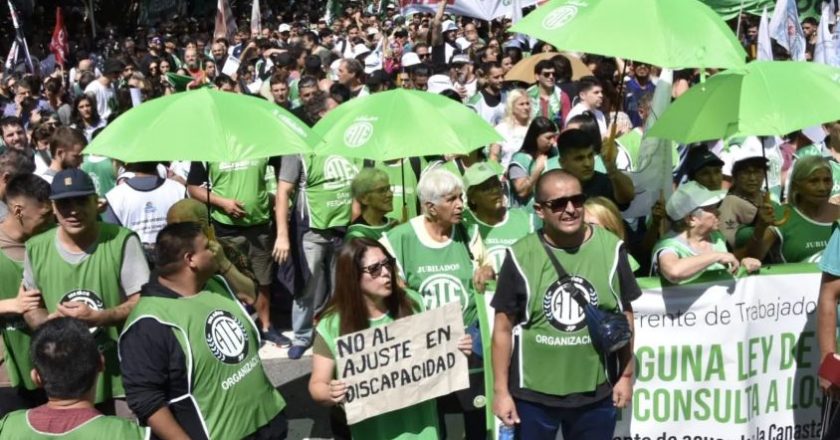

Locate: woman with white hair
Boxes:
[380,167,494,440]
[489,88,532,168]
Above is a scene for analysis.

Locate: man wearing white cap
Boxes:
[431,0,462,65]
[651,181,760,284]
[718,141,777,249]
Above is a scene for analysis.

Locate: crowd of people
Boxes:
[0,0,839,439]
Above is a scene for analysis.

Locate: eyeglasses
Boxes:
[537,194,587,212]
[361,258,394,278]
[417,53,431,59]
[540,71,555,78]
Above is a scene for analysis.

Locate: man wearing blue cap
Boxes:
[21,168,150,416]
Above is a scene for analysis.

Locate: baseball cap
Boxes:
[441,20,458,33]
[353,43,371,59]
[722,136,768,176]
[104,58,126,75]
[684,146,724,179]
[401,52,421,68]
[464,162,503,189]
[666,181,726,220]
[367,27,379,37]
[456,37,472,51]
[50,169,97,200]
[278,23,291,33]
[450,54,471,65]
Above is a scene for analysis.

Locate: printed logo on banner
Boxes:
[205,310,249,364]
[60,290,105,334]
[344,120,375,148]
[420,273,468,311]
[542,276,596,332]
[541,0,587,30]
[323,156,360,190]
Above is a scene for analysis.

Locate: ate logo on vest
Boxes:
[323,156,360,190]
[486,245,508,273]
[205,310,249,364]
[419,273,468,312]
[60,290,105,333]
[542,276,597,332]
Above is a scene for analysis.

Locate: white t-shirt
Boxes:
[84,80,114,120]
[565,103,607,137]
[494,122,528,169]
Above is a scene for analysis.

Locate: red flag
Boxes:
[49,7,68,67]
[214,0,237,42]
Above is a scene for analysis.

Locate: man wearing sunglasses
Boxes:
[527,59,571,128]
[491,169,640,440]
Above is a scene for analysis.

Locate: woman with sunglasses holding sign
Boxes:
[381,168,495,440]
[309,238,472,439]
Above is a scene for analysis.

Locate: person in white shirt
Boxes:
[84,58,124,121]
[565,76,607,137]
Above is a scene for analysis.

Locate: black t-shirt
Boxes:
[491,232,641,408]
[582,171,630,211]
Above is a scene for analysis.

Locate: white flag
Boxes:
[769,0,806,61]
[251,0,261,36]
[814,2,840,66]
[757,7,774,61]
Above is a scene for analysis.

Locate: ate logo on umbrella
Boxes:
[343,118,376,149]
[542,0,588,30]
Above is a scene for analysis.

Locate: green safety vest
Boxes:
[462,208,533,273]
[507,228,621,396]
[772,207,832,263]
[122,277,285,440]
[81,156,115,197]
[375,160,420,223]
[383,217,479,326]
[316,293,439,439]
[0,410,149,440]
[346,219,398,242]
[508,151,560,209]
[26,224,135,403]
[0,251,34,390]
[208,159,271,226]
[301,155,362,230]
[650,231,729,283]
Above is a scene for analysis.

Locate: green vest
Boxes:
[0,251,34,390]
[208,159,271,226]
[316,293,439,439]
[375,160,420,222]
[0,410,148,440]
[509,152,560,209]
[383,217,479,326]
[122,277,285,440]
[301,155,361,230]
[463,208,533,273]
[81,155,115,197]
[651,231,728,283]
[26,224,134,403]
[508,228,621,396]
[346,219,398,242]
[772,207,832,263]
[526,84,563,121]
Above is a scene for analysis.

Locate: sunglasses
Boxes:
[361,258,394,278]
[417,53,431,59]
[540,71,555,78]
[537,194,587,212]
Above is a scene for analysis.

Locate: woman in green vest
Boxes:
[309,238,471,439]
[346,168,398,241]
[381,168,494,440]
[507,117,560,209]
[653,181,762,284]
[744,155,840,263]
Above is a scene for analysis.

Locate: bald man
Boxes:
[491,170,640,440]
[166,199,257,303]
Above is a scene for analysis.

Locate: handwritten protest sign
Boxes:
[336,301,469,424]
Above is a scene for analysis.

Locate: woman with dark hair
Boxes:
[500,46,522,75]
[507,116,559,208]
[309,238,470,439]
[70,95,106,141]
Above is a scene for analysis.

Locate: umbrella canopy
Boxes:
[84,88,317,163]
[510,0,746,69]
[505,52,590,84]
[312,89,502,161]
[647,61,840,143]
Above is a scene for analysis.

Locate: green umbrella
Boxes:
[647,61,840,143]
[510,0,746,69]
[84,88,317,163]
[311,89,502,161]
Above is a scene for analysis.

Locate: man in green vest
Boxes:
[119,222,287,439]
[491,170,639,440]
[0,174,53,412]
[0,317,148,439]
[22,168,150,416]
[187,157,291,347]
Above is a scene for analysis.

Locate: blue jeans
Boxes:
[291,230,338,347]
[515,396,616,440]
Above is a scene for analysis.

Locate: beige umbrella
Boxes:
[505,52,590,84]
